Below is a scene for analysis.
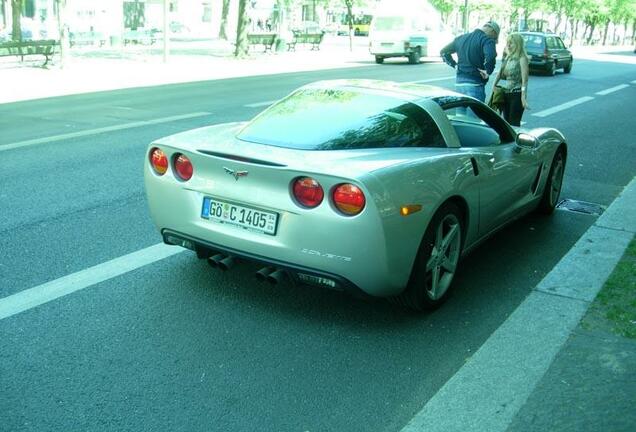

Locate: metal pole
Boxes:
[463,0,468,33]
[163,0,169,62]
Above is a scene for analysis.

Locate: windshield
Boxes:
[372,16,406,31]
[237,88,444,150]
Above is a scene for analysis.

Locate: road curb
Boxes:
[400,177,635,432]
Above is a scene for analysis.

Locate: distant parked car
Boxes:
[519,32,573,75]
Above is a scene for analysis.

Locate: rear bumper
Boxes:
[529,58,549,68]
[162,229,371,298]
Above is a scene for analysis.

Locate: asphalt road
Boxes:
[0,53,634,431]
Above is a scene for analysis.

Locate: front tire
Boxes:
[375,55,384,64]
[391,202,463,311]
[538,149,566,214]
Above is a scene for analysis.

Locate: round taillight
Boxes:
[174,153,193,181]
[150,147,168,175]
[292,177,324,208]
[333,183,366,216]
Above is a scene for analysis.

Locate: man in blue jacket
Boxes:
[440,21,500,102]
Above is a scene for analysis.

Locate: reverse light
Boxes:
[150,147,168,175]
[174,153,193,181]
[292,177,324,208]
[332,183,366,216]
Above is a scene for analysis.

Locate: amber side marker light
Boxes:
[400,205,422,216]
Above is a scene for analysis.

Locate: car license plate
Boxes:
[201,197,278,235]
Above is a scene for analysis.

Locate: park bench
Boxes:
[123,29,157,46]
[247,33,277,52]
[69,31,107,48]
[287,31,325,51]
[0,39,59,67]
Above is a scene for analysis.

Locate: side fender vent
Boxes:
[531,163,543,194]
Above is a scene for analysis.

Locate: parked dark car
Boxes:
[519,32,573,75]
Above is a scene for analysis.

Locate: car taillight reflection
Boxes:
[150,147,168,175]
[174,153,193,181]
[292,177,324,208]
[333,183,365,216]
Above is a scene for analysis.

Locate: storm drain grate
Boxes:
[556,199,606,216]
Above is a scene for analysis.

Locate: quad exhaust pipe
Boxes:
[207,254,235,271]
[255,267,287,285]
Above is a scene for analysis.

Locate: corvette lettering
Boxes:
[301,249,352,262]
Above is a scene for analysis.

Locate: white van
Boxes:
[369,10,453,64]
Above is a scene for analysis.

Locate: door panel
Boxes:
[474,144,540,234]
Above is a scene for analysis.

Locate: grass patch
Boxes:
[584,236,636,338]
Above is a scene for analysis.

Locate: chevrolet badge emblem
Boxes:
[224,167,249,181]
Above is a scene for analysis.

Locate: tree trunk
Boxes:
[1,0,6,27]
[555,8,562,32]
[345,0,353,51]
[570,18,578,46]
[55,0,69,67]
[586,23,596,45]
[234,0,248,57]
[219,0,230,40]
[602,18,610,45]
[11,0,21,41]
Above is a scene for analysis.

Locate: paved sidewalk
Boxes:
[402,179,635,432]
[0,35,373,104]
[2,36,635,431]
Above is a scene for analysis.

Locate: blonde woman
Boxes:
[492,33,530,126]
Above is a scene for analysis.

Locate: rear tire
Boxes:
[564,59,572,73]
[375,56,384,64]
[408,47,421,64]
[546,60,556,76]
[390,202,463,311]
[538,149,566,214]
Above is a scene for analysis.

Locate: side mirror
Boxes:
[516,132,539,149]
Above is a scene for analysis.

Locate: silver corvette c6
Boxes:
[144,80,567,310]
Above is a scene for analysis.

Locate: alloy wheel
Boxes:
[549,154,565,207]
[425,213,461,300]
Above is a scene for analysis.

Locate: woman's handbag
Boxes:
[488,86,505,112]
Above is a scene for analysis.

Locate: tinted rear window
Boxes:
[522,34,544,48]
[238,88,445,150]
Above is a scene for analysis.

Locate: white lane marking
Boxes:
[531,96,594,117]
[245,100,278,108]
[0,112,211,153]
[407,76,455,84]
[0,243,183,321]
[632,80,636,84]
[595,84,629,95]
